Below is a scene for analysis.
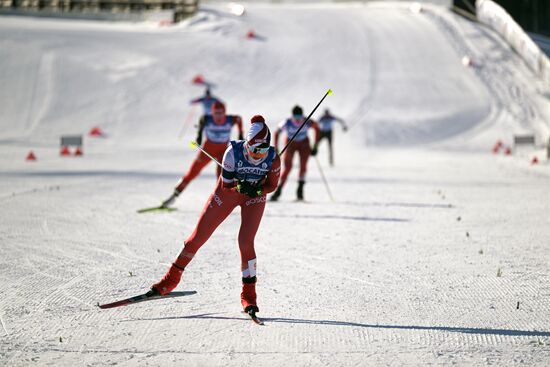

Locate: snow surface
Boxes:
[1,1,549,366]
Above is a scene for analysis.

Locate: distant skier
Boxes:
[161,101,244,208]
[151,116,281,315]
[270,105,320,201]
[318,108,347,166]
[191,87,223,117]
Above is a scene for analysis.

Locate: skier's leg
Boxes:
[297,141,310,200]
[238,196,267,312]
[175,149,211,192]
[328,131,334,166]
[152,183,239,295]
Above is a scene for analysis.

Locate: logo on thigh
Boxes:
[245,196,266,206]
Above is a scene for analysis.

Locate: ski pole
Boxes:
[178,104,197,139]
[314,156,334,202]
[280,89,333,156]
[189,141,223,167]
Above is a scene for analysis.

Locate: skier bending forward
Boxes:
[151,115,281,314]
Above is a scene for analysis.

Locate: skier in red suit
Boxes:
[270,105,320,201]
[162,101,244,208]
[151,115,281,314]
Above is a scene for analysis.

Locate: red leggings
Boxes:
[279,139,310,187]
[174,179,266,272]
[176,140,227,192]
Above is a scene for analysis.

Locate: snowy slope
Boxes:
[1,2,549,366]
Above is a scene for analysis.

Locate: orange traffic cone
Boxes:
[531,156,539,165]
[74,146,83,156]
[60,146,71,156]
[26,151,37,161]
[192,74,205,85]
[246,30,256,39]
[89,127,103,137]
[492,140,502,154]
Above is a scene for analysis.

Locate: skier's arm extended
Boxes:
[190,96,204,104]
[336,116,348,131]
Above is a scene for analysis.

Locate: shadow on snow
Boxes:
[265,213,409,223]
[125,313,550,337]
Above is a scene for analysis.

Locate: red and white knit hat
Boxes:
[246,115,271,148]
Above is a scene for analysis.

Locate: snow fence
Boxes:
[476,0,550,85]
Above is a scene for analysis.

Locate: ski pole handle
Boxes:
[280,89,333,156]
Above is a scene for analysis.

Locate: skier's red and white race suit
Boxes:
[153,142,281,312]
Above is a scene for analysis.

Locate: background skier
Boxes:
[161,101,243,208]
[318,108,347,166]
[190,87,223,117]
[270,105,320,201]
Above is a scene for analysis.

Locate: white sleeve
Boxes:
[221,145,235,183]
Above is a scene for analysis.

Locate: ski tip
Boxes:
[327,89,333,96]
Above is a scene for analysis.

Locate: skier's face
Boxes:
[213,110,226,124]
[246,143,269,160]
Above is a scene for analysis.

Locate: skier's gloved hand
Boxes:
[236,180,263,198]
[310,144,318,156]
[161,190,180,208]
[238,133,244,140]
[195,135,202,146]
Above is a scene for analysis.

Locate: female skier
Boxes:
[151,115,280,315]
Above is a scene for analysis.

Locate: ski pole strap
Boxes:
[280,89,332,156]
[190,141,223,168]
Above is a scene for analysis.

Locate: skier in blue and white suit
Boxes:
[190,87,223,117]
[318,108,347,166]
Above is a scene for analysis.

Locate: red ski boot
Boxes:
[241,277,259,313]
[151,263,184,296]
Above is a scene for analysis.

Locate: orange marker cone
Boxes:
[26,151,37,161]
[531,156,539,165]
[246,30,256,39]
[60,146,71,156]
[74,146,83,156]
[492,140,502,154]
[504,147,512,155]
[89,127,103,137]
